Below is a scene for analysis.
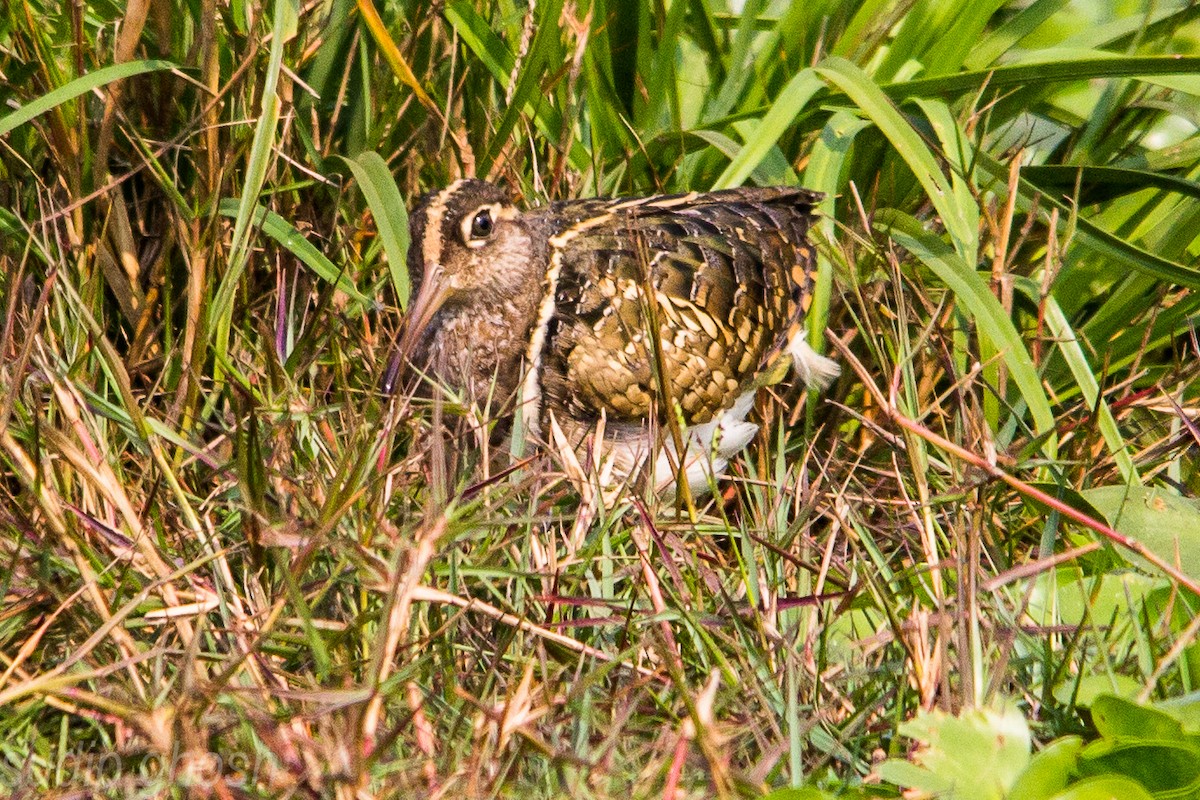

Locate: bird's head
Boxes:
[383,180,547,391]
[403,179,544,331]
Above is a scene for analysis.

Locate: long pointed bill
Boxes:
[383,266,450,393]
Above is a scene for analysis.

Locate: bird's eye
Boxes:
[469,209,494,240]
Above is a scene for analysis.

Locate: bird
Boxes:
[392,179,839,496]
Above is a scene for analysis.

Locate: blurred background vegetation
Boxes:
[1,0,1199,797]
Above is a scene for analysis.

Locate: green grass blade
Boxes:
[712,69,823,190]
[877,54,1200,104]
[706,0,771,121]
[356,0,437,114]
[1116,135,1200,173]
[1060,4,1200,50]
[336,151,411,309]
[581,52,635,167]
[444,0,589,173]
[215,198,371,310]
[1013,278,1140,485]
[1021,165,1200,205]
[443,0,510,79]
[803,110,870,352]
[875,209,1057,457]
[1056,208,1200,292]
[830,0,902,60]
[211,0,298,365]
[965,0,1071,69]
[816,57,977,262]
[0,59,178,137]
[481,0,566,177]
[921,0,1007,76]
[914,99,981,261]
[974,151,1200,290]
[636,0,689,136]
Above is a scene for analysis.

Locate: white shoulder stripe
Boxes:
[519,247,564,439]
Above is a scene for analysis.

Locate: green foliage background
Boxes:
[1,0,1199,796]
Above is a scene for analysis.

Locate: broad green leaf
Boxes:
[1155,692,1200,735]
[1083,485,1200,583]
[878,759,955,795]
[1009,736,1083,800]
[759,789,836,800]
[1072,219,1200,290]
[1054,674,1142,709]
[1078,739,1200,795]
[879,703,1031,800]
[1023,482,1110,527]
[1029,570,1161,632]
[1049,775,1155,800]
[1090,695,1188,741]
[335,151,411,309]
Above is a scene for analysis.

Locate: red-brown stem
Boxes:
[827,335,1200,597]
[888,404,1200,596]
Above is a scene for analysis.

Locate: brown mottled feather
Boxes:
[538,187,820,427]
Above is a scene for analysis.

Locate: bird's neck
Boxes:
[427,285,545,412]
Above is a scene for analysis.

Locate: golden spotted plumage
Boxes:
[541,187,820,427]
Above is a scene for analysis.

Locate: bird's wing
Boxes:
[540,189,820,428]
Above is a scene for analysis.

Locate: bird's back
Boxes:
[536,187,823,432]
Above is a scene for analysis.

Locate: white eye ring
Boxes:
[461,203,503,247]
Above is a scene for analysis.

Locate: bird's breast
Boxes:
[422,298,538,408]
